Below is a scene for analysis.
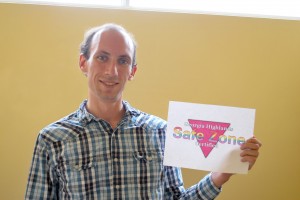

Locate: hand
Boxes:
[211,137,262,188]
[211,172,233,188]
[240,136,262,170]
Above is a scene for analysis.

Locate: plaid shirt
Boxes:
[25,100,220,199]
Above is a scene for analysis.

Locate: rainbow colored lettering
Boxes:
[172,119,245,158]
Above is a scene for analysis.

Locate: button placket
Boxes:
[110,130,122,197]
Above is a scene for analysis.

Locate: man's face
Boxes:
[80,29,137,104]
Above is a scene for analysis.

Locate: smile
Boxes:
[100,80,118,86]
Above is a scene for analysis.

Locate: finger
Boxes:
[240,149,259,158]
[241,155,258,170]
[241,142,260,150]
[241,155,258,162]
[249,137,262,147]
[241,137,262,150]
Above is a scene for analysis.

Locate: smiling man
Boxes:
[79,26,137,129]
[25,23,261,199]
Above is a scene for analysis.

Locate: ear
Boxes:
[128,65,137,81]
[79,54,88,76]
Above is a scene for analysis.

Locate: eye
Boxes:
[118,57,130,66]
[97,55,108,62]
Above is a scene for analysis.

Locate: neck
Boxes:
[86,98,125,129]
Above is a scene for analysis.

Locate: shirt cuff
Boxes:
[196,173,221,199]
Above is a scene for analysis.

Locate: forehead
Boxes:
[91,29,134,57]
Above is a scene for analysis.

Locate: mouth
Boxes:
[99,80,118,87]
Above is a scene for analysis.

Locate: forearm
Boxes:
[164,167,221,199]
[211,172,233,188]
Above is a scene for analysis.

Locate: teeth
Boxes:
[102,81,116,86]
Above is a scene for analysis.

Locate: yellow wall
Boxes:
[1,3,299,200]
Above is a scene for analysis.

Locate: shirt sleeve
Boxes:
[164,166,221,200]
[25,135,58,200]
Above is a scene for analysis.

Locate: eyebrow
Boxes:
[98,50,110,55]
[98,50,131,60]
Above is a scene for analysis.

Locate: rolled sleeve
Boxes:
[195,173,221,200]
[164,166,221,200]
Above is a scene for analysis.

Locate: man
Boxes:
[25,23,261,199]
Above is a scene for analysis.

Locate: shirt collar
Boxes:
[77,100,140,126]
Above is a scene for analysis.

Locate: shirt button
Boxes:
[147,155,152,161]
[115,185,120,189]
[114,158,118,162]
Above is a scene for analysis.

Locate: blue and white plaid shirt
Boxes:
[25,100,221,199]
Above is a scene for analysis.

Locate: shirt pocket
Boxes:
[133,150,163,163]
[66,154,96,170]
[62,155,97,195]
[127,150,164,188]
[60,138,98,196]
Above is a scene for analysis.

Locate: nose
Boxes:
[105,60,118,77]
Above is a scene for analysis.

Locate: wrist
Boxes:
[211,172,234,188]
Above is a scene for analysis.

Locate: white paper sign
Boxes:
[163,101,255,174]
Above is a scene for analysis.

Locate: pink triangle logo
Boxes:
[188,119,231,158]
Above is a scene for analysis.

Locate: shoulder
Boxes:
[139,112,166,127]
[38,111,84,146]
[124,101,167,130]
[132,110,167,131]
